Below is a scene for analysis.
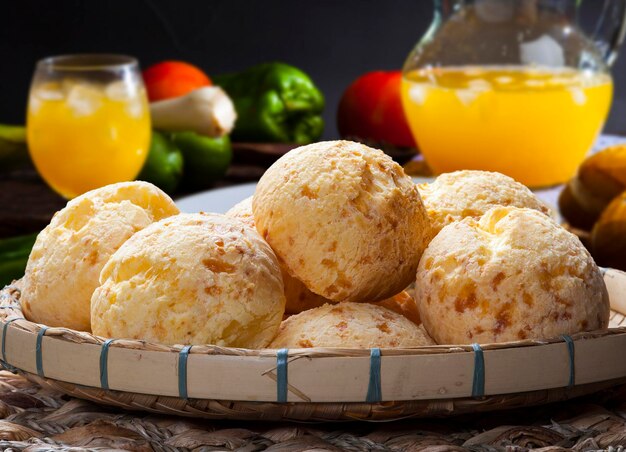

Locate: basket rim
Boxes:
[1,282,625,357]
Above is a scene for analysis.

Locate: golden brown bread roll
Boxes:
[253,140,431,303]
[21,182,179,331]
[91,213,286,347]
[373,290,421,325]
[591,191,626,270]
[224,196,256,228]
[225,196,330,314]
[419,170,551,235]
[269,302,435,349]
[416,206,609,344]
[227,197,424,318]
[559,145,626,230]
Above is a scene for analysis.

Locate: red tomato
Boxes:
[337,71,416,148]
[142,61,212,102]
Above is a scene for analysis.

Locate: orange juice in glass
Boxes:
[401,66,613,187]
[27,55,150,199]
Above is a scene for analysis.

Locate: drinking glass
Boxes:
[27,54,151,198]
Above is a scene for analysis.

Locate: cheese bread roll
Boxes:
[91,213,286,348]
[254,140,430,303]
[416,206,609,344]
[21,181,178,331]
[226,196,329,314]
[270,302,434,349]
[419,170,550,235]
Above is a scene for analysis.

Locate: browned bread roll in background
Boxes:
[419,170,550,236]
[559,145,626,230]
[591,191,626,270]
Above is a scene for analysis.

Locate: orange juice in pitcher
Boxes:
[401,0,626,187]
[401,66,612,187]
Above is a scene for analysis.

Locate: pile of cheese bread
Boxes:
[20,140,609,348]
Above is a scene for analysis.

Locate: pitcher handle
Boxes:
[581,0,626,66]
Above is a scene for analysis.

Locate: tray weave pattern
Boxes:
[0,370,625,450]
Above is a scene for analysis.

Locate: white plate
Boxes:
[175,135,626,215]
[177,183,257,214]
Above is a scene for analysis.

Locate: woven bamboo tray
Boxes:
[1,269,625,422]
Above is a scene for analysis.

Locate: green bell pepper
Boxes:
[214,62,325,144]
[138,131,184,194]
[170,132,232,190]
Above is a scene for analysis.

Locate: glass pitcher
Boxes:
[401,0,626,187]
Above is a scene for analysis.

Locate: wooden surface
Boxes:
[0,159,268,239]
[0,169,65,238]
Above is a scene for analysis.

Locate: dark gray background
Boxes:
[1,0,625,138]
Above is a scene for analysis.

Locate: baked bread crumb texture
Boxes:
[270,302,434,349]
[253,140,431,303]
[419,170,552,235]
[226,196,329,314]
[21,181,179,331]
[20,141,610,348]
[91,213,285,348]
[415,206,608,345]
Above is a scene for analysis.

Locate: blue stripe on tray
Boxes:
[561,334,575,387]
[35,326,48,377]
[276,348,288,402]
[471,343,485,398]
[178,345,193,399]
[1,318,19,371]
[99,339,115,390]
[366,347,382,402]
